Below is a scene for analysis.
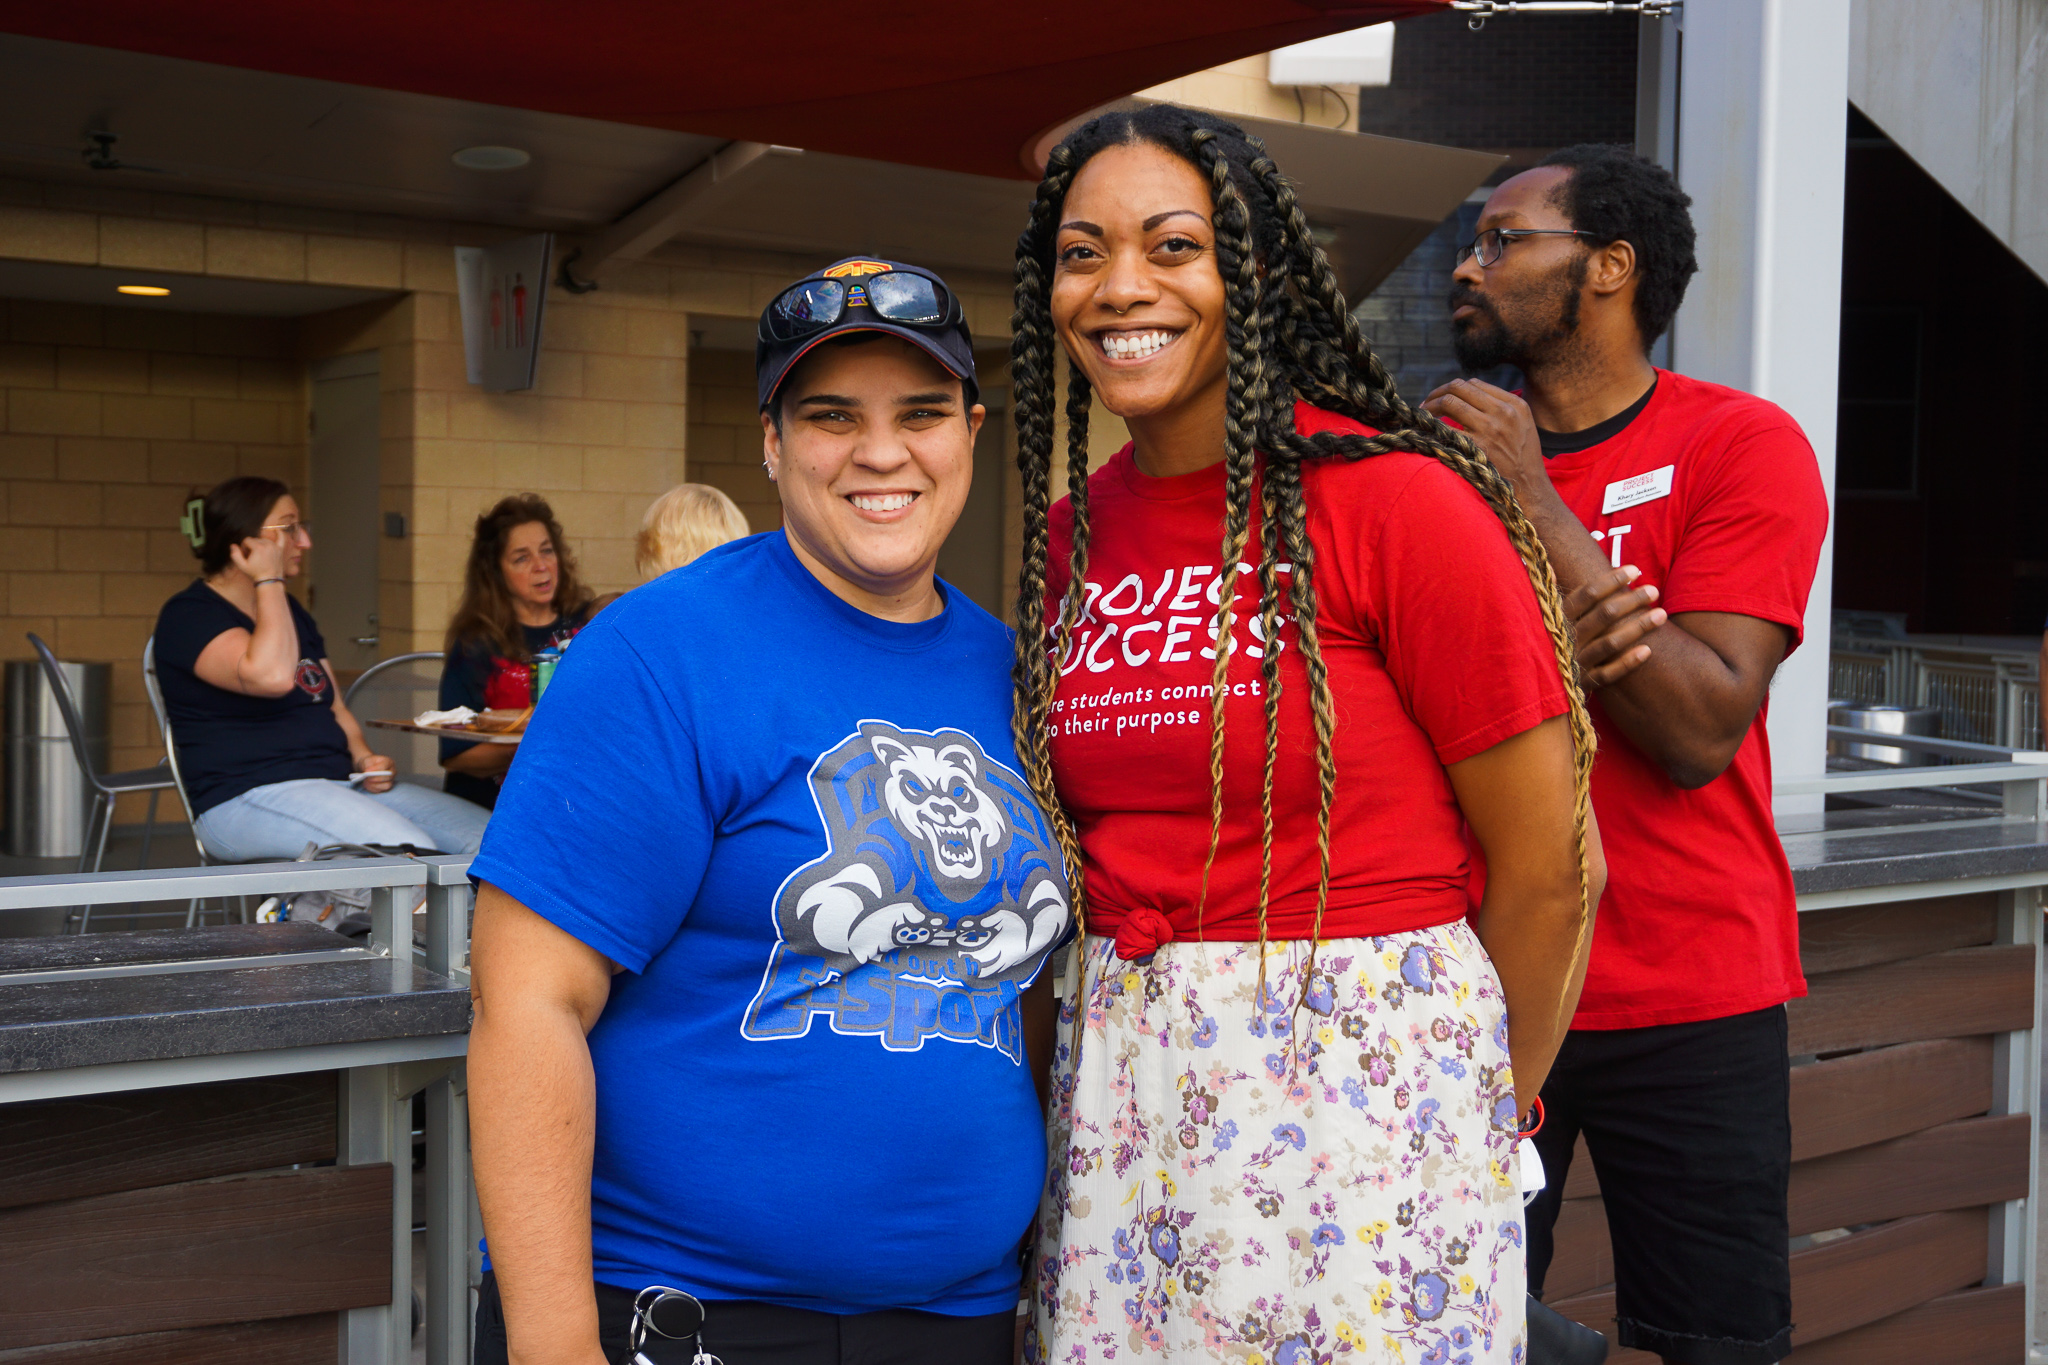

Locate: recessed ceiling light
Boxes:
[452,145,531,171]
[116,284,171,296]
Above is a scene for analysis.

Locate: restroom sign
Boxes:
[455,233,553,392]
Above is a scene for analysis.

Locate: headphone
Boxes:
[179,496,206,550]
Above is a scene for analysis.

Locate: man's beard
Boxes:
[1449,254,1588,372]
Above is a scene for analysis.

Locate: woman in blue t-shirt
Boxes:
[466,261,1070,1365]
[437,494,599,809]
[153,476,489,861]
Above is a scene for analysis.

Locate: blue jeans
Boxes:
[193,778,491,862]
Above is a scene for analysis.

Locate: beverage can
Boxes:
[533,652,559,697]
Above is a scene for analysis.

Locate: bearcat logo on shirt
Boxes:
[740,721,1071,1061]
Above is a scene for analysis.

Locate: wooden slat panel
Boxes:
[1790,1036,1992,1161]
[1788,1113,2028,1236]
[0,1314,335,1364]
[0,1074,335,1210]
[1789,1208,1988,1344]
[1537,1195,1611,1302]
[1797,894,1996,975]
[1541,1113,2018,1303]
[1549,1208,1991,1352]
[0,1165,391,1350]
[1554,1037,1994,1195]
[1786,946,2032,1054]
[1784,1282,2023,1365]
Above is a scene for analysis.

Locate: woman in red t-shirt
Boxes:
[1012,106,1605,1365]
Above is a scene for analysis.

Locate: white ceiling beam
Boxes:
[560,140,799,289]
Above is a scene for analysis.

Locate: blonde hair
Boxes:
[634,484,750,579]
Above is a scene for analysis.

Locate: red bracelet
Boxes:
[1516,1097,1545,1139]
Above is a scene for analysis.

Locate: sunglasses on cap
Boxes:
[759,270,961,344]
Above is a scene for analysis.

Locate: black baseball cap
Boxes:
[755,256,978,412]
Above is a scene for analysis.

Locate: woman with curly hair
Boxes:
[438,494,598,808]
[1010,105,1607,1364]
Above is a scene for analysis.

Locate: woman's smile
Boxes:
[846,489,922,519]
[1093,328,1183,364]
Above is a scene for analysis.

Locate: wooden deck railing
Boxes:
[1543,765,2044,1362]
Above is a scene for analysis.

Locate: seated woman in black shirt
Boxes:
[437,495,597,809]
[154,477,489,860]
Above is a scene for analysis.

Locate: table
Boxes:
[367,718,521,744]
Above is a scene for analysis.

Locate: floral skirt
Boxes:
[1027,924,1527,1365]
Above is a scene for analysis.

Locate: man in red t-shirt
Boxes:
[1423,145,1827,1365]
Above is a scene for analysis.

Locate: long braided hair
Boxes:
[1010,104,1597,1020]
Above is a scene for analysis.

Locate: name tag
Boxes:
[1602,464,1675,514]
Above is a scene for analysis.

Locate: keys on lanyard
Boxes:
[1516,1096,1547,1205]
[628,1286,722,1365]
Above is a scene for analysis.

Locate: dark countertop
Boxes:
[0,921,346,973]
[0,923,469,1075]
[1782,807,2048,896]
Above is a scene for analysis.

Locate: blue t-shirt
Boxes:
[469,532,1072,1316]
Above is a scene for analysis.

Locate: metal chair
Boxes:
[342,650,445,708]
[140,636,247,931]
[141,637,207,869]
[343,651,447,785]
[143,640,437,933]
[26,633,174,878]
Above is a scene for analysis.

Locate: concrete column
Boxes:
[1668,0,1850,813]
[1635,13,1681,371]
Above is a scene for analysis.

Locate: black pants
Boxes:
[1524,1005,1793,1365]
[472,1271,1015,1365]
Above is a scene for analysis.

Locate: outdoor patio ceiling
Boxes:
[0,0,1486,302]
[5,1,1448,180]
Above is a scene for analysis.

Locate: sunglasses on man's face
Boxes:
[761,271,956,342]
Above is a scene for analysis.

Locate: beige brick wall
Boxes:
[685,349,779,535]
[383,246,1011,636]
[382,269,694,640]
[0,178,1019,827]
[0,298,305,826]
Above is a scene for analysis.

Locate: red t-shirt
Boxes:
[1046,403,1569,951]
[1542,370,1828,1029]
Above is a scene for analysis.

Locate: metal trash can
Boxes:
[1829,701,1940,767]
[4,657,110,858]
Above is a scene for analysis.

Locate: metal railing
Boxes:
[0,856,477,1365]
[1780,753,2048,820]
[1829,635,2042,750]
[0,855,475,975]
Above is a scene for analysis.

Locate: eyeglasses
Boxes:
[1455,228,1603,268]
[263,521,313,542]
[759,270,960,343]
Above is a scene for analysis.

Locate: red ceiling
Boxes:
[4,1,1446,180]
